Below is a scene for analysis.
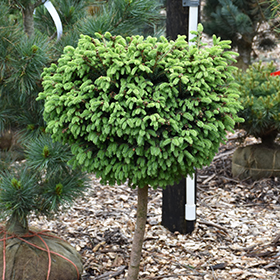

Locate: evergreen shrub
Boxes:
[38,24,243,189]
[0,134,88,279]
[202,0,275,68]
[0,134,89,231]
[234,61,280,145]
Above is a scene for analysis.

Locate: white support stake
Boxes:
[185,174,196,220]
[185,3,198,221]
[188,6,198,45]
[43,0,63,40]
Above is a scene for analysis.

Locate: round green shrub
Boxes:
[38,25,242,189]
[234,61,280,145]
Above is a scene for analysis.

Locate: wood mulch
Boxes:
[28,130,280,280]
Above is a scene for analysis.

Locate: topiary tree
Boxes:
[0,2,165,277]
[0,0,164,145]
[37,24,243,279]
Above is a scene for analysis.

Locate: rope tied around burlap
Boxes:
[0,227,80,280]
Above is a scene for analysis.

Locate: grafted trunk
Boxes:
[6,213,28,236]
[127,185,148,279]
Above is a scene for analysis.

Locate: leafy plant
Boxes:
[234,61,280,145]
[0,0,164,273]
[38,24,243,278]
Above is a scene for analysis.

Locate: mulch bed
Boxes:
[28,130,280,279]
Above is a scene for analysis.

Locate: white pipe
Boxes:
[188,6,198,46]
[43,0,63,40]
[185,5,198,221]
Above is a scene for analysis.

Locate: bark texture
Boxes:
[6,213,28,236]
[127,185,148,279]
[233,40,253,71]
[22,5,35,37]
[21,1,44,37]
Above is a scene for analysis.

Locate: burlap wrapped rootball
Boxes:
[0,228,83,280]
[232,144,280,180]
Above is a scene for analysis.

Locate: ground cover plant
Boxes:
[38,24,243,278]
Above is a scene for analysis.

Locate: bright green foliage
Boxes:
[35,0,164,56]
[0,0,165,234]
[234,61,280,144]
[38,25,243,189]
[0,0,164,136]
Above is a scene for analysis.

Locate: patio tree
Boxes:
[38,24,243,278]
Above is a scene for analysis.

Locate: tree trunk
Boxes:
[127,185,148,280]
[234,38,253,70]
[22,5,35,37]
[166,0,190,40]
[6,213,29,236]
